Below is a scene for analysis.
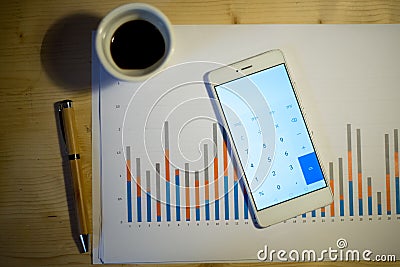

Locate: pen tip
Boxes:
[79,234,90,253]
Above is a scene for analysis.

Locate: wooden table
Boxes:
[0,0,399,266]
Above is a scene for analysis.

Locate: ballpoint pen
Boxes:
[57,100,90,253]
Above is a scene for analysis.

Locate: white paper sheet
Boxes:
[92,25,400,264]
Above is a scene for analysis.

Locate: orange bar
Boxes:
[368,183,372,197]
[126,160,131,182]
[214,157,219,198]
[340,194,344,201]
[386,173,391,212]
[223,140,228,177]
[321,206,325,213]
[395,151,399,178]
[195,180,200,209]
[165,150,170,182]
[358,172,362,199]
[233,167,238,182]
[156,201,161,217]
[348,151,353,181]
[185,186,190,220]
[205,179,209,201]
[175,169,179,176]
[136,176,141,197]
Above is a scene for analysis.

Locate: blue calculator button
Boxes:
[298,152,324,185]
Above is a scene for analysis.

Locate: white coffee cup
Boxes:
[95,3,174,81]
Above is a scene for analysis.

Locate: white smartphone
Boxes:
[206,49,333,227]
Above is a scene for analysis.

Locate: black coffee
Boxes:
[110,20,165,69]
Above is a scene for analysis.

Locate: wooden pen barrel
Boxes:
[61,102,89,235]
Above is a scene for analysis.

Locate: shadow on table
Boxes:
[41,13,101,91]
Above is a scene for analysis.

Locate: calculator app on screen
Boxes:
[215,63,327,211]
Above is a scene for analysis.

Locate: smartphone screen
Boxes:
[214,63,328,211]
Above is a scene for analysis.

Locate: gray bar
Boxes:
[385,134,390,175]
[329,162,334,181]
[164,121,169,150]
[146,170,151,191]
[356,129,362,174]
[156,163,161,201]
[367,177,371,188]
[347,124,352,152]
[204,144,209,182]
[126,146,130,160]
[339,158,344,197]
[213,123,218,158]
[395,129,399,154]
[136,158,141,177]
[185,163,189,188]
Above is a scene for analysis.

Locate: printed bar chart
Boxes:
[302,125,400,219]
[94,26,400,264]
[125,121,250,223]
[126,122,400,223]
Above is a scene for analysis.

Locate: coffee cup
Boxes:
[95,3,173,81]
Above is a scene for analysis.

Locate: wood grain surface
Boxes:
[0,0,399,266]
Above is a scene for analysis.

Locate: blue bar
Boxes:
[321,210,325,217]
[127,181,132,222]
[215,199,220,220]
[196,208,200,221]
[147,192,151,222]
[396,177,400,214]
[157,215,161,222]
[243,191,249,220]
[359,199,363,216]
[224,176,229,220]
[205,200,210,220]
[302,213,306,218]
[234,181,239,220]
[175,172,180,221]
[378,204,382,215]
[166,181,171,221]
[340,199,344,216]
[311,210,316,217]
[137,197,142,222]
[368,196,372,216]
[349,181,354,216]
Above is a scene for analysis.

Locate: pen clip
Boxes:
[56,99,73,148]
